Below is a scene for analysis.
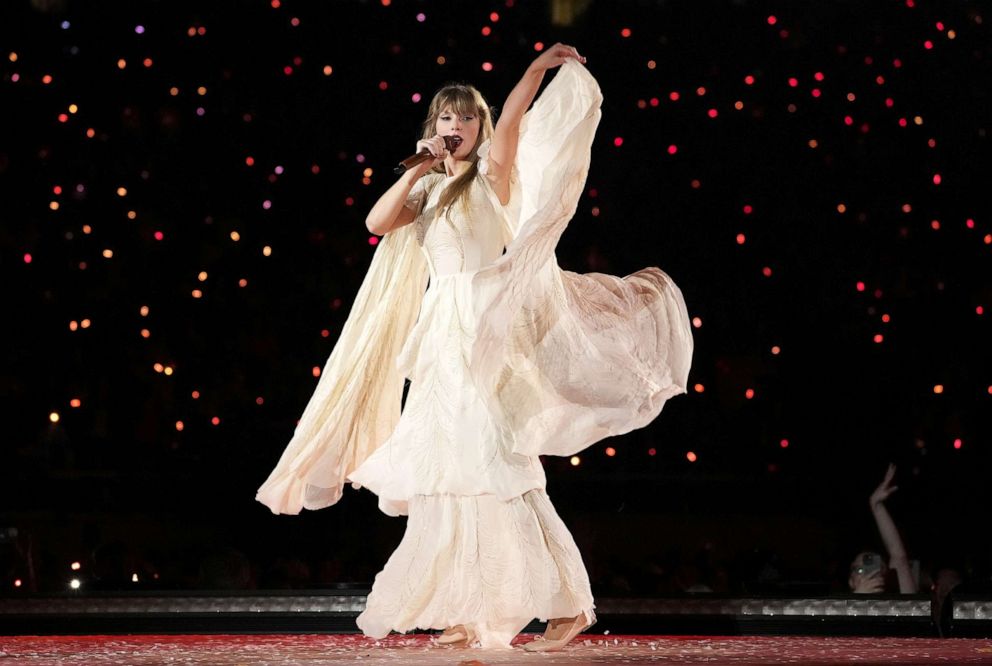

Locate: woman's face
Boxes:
[435,106,481,160]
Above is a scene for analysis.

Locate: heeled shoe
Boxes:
[522,610,594,652]
[435,624,474,647]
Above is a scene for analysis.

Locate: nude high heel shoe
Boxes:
[521,610,594,652]
[436,624,475,647]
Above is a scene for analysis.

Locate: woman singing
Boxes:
[257,43,694,651]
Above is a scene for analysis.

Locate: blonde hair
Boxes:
[419,83,495,222]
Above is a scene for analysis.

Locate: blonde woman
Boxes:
[257,44,694,651]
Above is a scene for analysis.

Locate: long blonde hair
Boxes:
[420,83,495,221]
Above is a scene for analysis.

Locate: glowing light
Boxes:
[198,271,208,282]
[24,253,32,264]
[570,456,581,466]
[411,92,421,102]
[140,329,150,338]
[882,314,891,323]
[977,306,984,316]
[669,91,680,101]
[117,59,127,69]
[767,15,777,25]
[211,416,221,426]
[70,579,81,590]
[788,77,798,87]
[707,108,718,118]
[814,71,825,81]
[481,62,493,72]
[14,579,22,588]
[762,266,773,277]
[648,448,657,456]
[745,389,755,399]
[481,26,491,36]
[693,383,705,393]
[924,40,933,50]
[621,28,632,38]
[613,137,623,147]
[605,447,616,457]
[416,12,426,22]
[132,573,139,582]
[312,366,321,378]
[744,75,755,85]
[230,231,241,241]
[667,144,678,155]
[191,390,200,399]
[856,281,866,292]
[153,363,164,373]
[933,384,944,394]
[691,317,702,328]
[191,289,202,299]
[932,173,942,185]
[140,305,149,316]
[686,451,697,462]
[736,233,746,245]
[771,346,781,355]
[837,203,847,213]
[873,334,884,344]
[135,25,145,34]
[696,86,706,96]
[953,439,962,450]
[323,65,333,76]
[533,42,544,52]
[490,12,500,21]
[368,236,379,246]
[263,245,272,256]
[70,398,81,408]
[256,397,265,405]
[780,439,790,448]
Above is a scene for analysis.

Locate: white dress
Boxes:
[254,60,694,650]
[347,170,594,648]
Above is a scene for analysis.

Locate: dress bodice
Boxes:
[414,173,508,278]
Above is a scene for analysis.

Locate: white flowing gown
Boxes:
[256,61,693,649]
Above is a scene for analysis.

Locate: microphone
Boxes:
[394,135,463,175]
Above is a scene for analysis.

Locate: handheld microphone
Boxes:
[394,135,463,175]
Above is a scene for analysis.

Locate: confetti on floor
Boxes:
[1,634,991,664]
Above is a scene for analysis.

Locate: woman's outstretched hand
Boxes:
[869,463,898,508]
[528,42,586,73]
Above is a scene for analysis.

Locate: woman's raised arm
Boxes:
[485,43,586,205]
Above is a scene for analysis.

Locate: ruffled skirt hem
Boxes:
[355,489,595,649]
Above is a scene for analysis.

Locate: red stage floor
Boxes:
[1,634,991,665]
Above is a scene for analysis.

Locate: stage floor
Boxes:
[1,634,991,664]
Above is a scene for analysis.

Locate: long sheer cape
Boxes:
[256,61,692,514]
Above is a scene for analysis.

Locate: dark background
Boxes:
[1,0,989,595]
